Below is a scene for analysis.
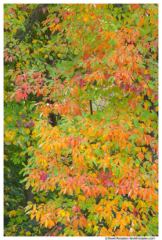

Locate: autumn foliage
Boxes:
[4,4,158,236]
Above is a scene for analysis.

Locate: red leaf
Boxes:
[62,11,69,18]
[99,27,103,32]
[4,51,8,58]
[73,72,85,88]
[108,171,113,178]
[105,180,115,188]
[91,26,95,33]
[104,73,111,79]
[22,5,26,11]
[153,95,158,101]
[42,8,46,13]
[55,18,60,24]
[79,78,85,88]
[130,4,140,10]
[98,170,115,188]
[133,208,138,216]
[67,177,72,182]
[40,171,49,182]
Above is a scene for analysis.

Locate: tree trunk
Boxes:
[25,186,34,204]
[24,155,34,205]
[49,112,57,127]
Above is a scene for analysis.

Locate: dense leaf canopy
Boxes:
[4,4,158,236]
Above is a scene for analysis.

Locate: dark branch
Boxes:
[90,100,93,115]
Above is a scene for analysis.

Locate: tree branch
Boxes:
[90,100,93,115]
[7,4,48,47]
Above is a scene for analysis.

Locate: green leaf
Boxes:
[26,182,31,190]
[20,177,29,183]
[93,159,98,166]
[133,118,138,127]
[94,149,100,156]
[17,210,23,216]
[135,159,141,165]
[128,205,133,212]
[49,55,53,60]
[103,164,107,171]
[116,168,120,176]
[91,61,95,69]
[148,83,154,89]
[135,17,139,25]
[94,213,99,220]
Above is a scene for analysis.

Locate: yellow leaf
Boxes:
[31,213,35,220]
[39,48,44,52]
[48,219,54,229]
[93,225,99,232]
[36,212,40,222]
[80,145,84,150]
[91,15,95,20]
[44,160,47,167]
[75,186,80,195]
[9,210,17,217]
[25,231,31,236]
[25,128,30,134]
[121,218,127,226]
[44,55,48,58]
[31,182,35,187]
[55,142,61,152]
[16,63,21,68]
[5,141,11,145]
[81,86,87,91]
[83,16,89,22]
[78,195,86,202]
[5,132,10,137]
[6,116,12,122]
[147,91,151,97]
[88,222,92,228]
[142,147,147,153]
[57,53,62,57]
[144,102,149,110]
[28,146,33,151]
[32,39,37,43]
[31,134,36,139]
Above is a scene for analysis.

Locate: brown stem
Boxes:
[90,100,93,115]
